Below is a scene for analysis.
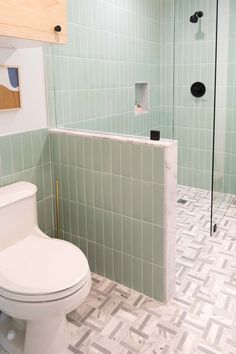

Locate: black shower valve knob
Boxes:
[191,82,206,98]
[190,11,203,23]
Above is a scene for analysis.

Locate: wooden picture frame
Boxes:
[0,65,21,111]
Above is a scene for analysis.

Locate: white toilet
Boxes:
[0,182,91,354]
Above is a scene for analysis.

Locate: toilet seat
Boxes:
[0,234,90,302]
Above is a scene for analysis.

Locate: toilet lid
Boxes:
[0,235,90,296]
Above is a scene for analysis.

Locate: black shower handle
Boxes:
[191,82,206,98]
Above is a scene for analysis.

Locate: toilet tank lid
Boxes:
[0,182,37,208]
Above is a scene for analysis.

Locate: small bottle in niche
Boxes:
[135,101,143,113]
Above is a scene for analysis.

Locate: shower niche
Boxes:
[135,82,149,115]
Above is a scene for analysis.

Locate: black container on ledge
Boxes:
[150,130,160,141]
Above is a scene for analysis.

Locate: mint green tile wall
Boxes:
[46,0,217,191]
[171,0,236,195]
[0,129,54,236]
[216,0,236,196]
[51,131,169,302]
[46,0,163,137]
[172,0,216,190]
[160,0,175,140]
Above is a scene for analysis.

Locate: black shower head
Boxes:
[190,11,203,23]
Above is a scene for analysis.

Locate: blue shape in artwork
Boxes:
[7,68,19,88]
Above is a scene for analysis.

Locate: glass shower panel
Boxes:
[211,0,235,233]
[159,0,175,140]
[174,0,216,196]
[46,0,175,139]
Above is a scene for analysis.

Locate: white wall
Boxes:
[0,47,47,136]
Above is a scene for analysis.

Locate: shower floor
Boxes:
[1,186,236,354]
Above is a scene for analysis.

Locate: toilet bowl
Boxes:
[0,182,92,354]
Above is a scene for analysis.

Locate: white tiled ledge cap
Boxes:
[50,128,177,148]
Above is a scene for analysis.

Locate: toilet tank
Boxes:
[0,182,38,251]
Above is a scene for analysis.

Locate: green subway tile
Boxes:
[88,241,96,272]
[93,139,102,171]
[103,173,112,211]
[51,134,60,164]
[34,165,44,200]
[68,135,76,166]
[37,200,46,232]
[84,138,93,169]
[105,247,114,280]
[95,208,104,244]
[143,222,153,263]
[11,134,23,173]
[76,136,85,167]
[111,141,121,175]
[121,143,131,177]
[43,163,52,197]
[142,182,153,223]
[122,177,132,217]
[71,235,79,246]
[85,170,94,206]
[13,171,24,184]
[114,250,123,284]
[41,130,50,164]
[132,144,141,179]
[24,167,35,184]
[31,130,42,165]
[60,165,69,200]
[22,133,33,169]
[69,166,77,202]
[132,179,142,220]
[60,134,68,165]
[112,175,122,213]
[122,216,132,255]
[0,136,13,176]
[70,201,79,236]
[78,203,87,238]
[102,140,112,173]
[52,163,62,191]
[113,214,122,252]
[63,232,71,243]
[0,175,13,187]
[123,254,132,288]
[142,145,153,182]
[153,184,164,226]
[104,211,113,248]
[79,238,88,257]
[133,258,143,293]
[94,171,103,208]
[96,244,105,275]
[86,206,95,241]
[77,168,86,204]
[143,262,153,298]
[62,199,71,233]
[153,226,164,267]
[132,219,142,259]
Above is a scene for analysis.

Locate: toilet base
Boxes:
[0,312,68,354]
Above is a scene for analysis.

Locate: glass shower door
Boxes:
[211,0,235,234]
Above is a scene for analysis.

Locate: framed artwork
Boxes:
[0,66,21,110]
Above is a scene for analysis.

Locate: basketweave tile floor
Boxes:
[2,186,236,354]
[65,186,236,354]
